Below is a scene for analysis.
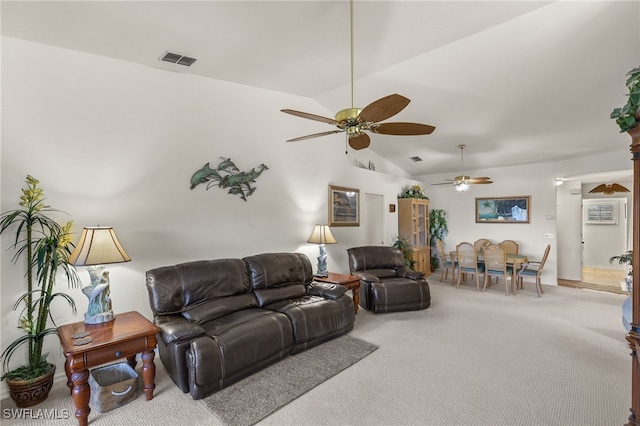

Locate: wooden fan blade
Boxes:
[471,180,493,184]
[286,130,344,142]
[372,122,436,135]
[469,177,491,181]
[348,132,371,150]
[358,94,410,123]
[281,109,337,125]
[431,182,454,186]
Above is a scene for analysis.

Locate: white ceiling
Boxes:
[2,0,639,179]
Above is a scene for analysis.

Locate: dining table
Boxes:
[450,251,529,293]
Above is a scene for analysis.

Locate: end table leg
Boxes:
[64,358,72,395]
[352,288,359,314]
[141,350,156,400]
[70,369,90,426]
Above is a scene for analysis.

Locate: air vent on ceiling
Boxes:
[160,51,197,67]
[409,156,423,162]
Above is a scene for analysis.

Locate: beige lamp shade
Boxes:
[69,226,131,266]
[307,225,337,245]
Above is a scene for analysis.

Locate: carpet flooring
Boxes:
[0,276,631,425]
[200,335,378,425]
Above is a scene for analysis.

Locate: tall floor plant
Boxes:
[429,209,449,270]
[0,175,79,381]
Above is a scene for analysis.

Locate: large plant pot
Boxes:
[6,364,56,407]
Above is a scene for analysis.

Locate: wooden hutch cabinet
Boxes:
[397,198,431,276]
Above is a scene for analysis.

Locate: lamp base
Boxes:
[315,271,329,278]
[84,311,115,325]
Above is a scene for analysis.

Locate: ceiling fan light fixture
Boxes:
[455,182,470,192]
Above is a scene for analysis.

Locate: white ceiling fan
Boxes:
[431,144,493,192]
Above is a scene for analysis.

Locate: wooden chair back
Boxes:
[499,240,519,255]
[483,245,511,295]
[457,242,483,291]
[436,239,448,262]
[537,244,552,274]
[457,242,477,270]
[474,239,491,252]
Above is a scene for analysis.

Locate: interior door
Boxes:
[364,193,384,245]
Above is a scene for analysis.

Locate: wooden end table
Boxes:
[314,272,361,314]
[57,311,160,426]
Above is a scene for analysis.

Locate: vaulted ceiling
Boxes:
[2,1,639,178]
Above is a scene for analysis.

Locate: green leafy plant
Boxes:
[398,184,428,199]
[611,66,640,133]
[609,250,633,271]
[393,236,416,269]
[429,209,449,270]
[0,176,80,381]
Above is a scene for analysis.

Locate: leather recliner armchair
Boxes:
[347,246,431,313]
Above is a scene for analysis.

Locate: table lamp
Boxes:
[307,224,336,278]
[69,226,131,324]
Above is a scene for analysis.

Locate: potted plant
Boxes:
[393,236,416,270]
[609,250,633,293]
[0,175,80,407]
[398,184,428,199]
[609,250,633,331]
[610,66,640,133]
[429,209,449,271]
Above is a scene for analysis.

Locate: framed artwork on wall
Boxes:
[329,185,360,227]
[584,199,619,225]
[475,196,531,223]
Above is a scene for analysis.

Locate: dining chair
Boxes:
[474,239,492,252]
[436,239,457,285]
[456,242,484,291]
[517,245,551,297]
[483,245,513,295]
[498,240,519,255]
[494,240,518,285]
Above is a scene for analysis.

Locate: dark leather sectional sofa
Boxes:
[145,252,355,399]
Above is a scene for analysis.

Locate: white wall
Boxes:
[0,37,424,396]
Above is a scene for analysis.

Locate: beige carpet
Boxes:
[1,276,631,425]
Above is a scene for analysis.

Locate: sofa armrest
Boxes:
[396,267,425,280]
[307,282,348,299]
[351,271,380,283]
[155,315,206,344]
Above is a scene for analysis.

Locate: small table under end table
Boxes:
[57,310,159,426]
[314,272,361,314]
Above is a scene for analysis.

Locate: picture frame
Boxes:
[583,199,618,225]
[329,185,360,227]
[475,196,531,223]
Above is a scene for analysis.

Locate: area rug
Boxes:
[200,334,378,426]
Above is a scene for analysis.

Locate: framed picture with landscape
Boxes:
[475,196,531,223]
[329,185,359,226]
